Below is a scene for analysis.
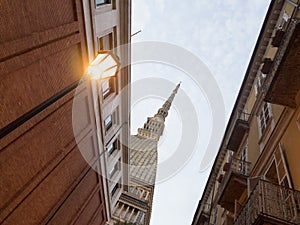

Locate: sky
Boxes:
[130,1,271,224]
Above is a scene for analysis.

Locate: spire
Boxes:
[137,82,181,141]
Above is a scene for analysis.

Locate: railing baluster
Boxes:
[234,180,300,225]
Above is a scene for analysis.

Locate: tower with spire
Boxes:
[111,83,180,225]
[137,82,181,141]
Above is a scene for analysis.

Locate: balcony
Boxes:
[235,180,300,225]
[198,204,211,224]
[265,19,300,108]
[227,112,250,152]
[217,158,251,212]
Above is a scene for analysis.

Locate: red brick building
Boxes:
[0,1,131,224]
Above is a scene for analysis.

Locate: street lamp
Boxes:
[86,50,120,80]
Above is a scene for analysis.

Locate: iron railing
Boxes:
[202,203,211,215]
[229,157,251,176]
[217,158,251,204]
[263,18,299,96]
[238,112,251,122]
[235,180,300,225]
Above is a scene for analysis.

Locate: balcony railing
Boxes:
[217,158,251,212]
[197,203,211,224]
[235,180,300,225]
[239,112,250,121]
[264,19,300,108]
[227,112,250,152]
[223,157,251,177]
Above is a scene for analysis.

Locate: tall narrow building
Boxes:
[111,83,181,224]
[0,1,131,225]
[192,0,300,224]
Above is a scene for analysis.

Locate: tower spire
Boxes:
[137,82,181,141]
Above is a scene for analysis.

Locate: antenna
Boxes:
[131,30,142,37]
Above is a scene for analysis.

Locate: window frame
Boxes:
[239,143,248,175]
[104,114,113,132]
[98,32,113,51]
[107,139,119,156]
[101,77,115,99]
[254,72,267,96]
[109,161,119,178]
[95,0,111,7]
[111,179,121,197]
[258,102,272,135]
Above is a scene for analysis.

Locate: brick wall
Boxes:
[0,1,107,225]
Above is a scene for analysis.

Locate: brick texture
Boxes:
[0,1,107,225]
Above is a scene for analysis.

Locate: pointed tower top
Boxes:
[137,82,181,141]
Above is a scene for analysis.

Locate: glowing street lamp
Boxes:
[86,51,120,80]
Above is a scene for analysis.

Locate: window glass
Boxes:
[107,142,113,154]
[99,33,113,51]
[105,115,113,131]
[107,139,118,155]
[109,162,119,178]
[96,0,110,6]
[259,102,271,134]
[102,78,111,98]
[111,180,121,197]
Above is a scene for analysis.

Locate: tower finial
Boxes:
[137,82,181,140]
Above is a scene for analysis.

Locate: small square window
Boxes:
[99,33,113,51]
[107,139,118,156]
[96,0,110,6]
[105,115,113,131]
[258,102,272,135]
[102,78,113,98]
[111,179,121,197]
[109,161,119,178]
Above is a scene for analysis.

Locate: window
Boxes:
[254,72,266,96]
[265,145,292,187]
[104,108,119,133]
[96,0,110,6]
[98,27,117,53]
[99,32,113,51]
[102,78,114,98]
[107,139,118,156]
[105,115,113,131]
[240,144,248,174]
[111,180,121,197]
[259,102,271,134]
[109,161,119,178]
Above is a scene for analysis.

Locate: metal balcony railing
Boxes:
[235,180,300,225]
[203,203,211,214]
[217,157,251,196]
[227,112,250,152]
[224,157,251,177]
[263,19,299,107]
[238,112,251,122]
